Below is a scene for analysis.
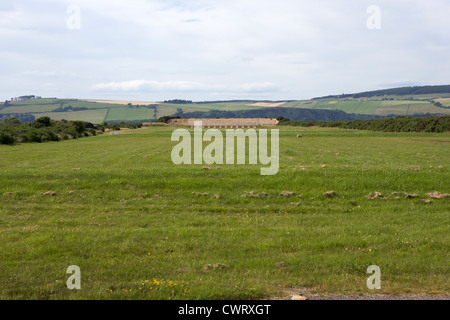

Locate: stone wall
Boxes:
[167,118,279,128]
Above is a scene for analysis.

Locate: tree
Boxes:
[0,132,14,144]
[72,121,86,134]
[33,116,52,128]
[2,117,21,126]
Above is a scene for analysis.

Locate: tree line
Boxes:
[169,107,385,121]
[52,105,88,112]
[277,115,450,133]
[313,85,450,99]
[0,117,142,145]
[0,113,35,122]
[0,117,97,144]
[4,95,42,105]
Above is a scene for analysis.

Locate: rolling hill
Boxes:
[2,85,450,123]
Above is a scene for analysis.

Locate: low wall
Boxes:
[167,118,279,128]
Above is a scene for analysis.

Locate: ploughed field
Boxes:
[0,126,448,299]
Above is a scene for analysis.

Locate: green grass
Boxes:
[335,101,381,114]
[59,101,125,110]
[283,101,317,109]
[0,126,448,299]
[436,99,450,107]
[3,98,61,106]
[406,103,450,115]
[374,103,450,116]
[32,109,109,123]
[0,104,59,114]
[1,99,125,114]
[105,107,156,122]
[289,99,450,116]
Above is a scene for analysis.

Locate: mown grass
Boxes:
[0,126,448,299]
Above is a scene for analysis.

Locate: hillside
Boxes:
[313,84,450,99]
[2,85,450,123]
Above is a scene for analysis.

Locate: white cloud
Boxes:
[91,80,225,92]
[237,82,280,93]
[92,79,279,95]
[1,0,450,101]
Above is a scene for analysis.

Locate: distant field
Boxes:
[247,102,287,107]
[0,126,448,299]
[83,100,157,105]
[436,98,450,107]
[1,99,125,114]
[33,109,108,123]
[374,103,450,116]
[105,107,156,122]
[1,104,59,114]
[3,98,60,105]
[282,101,317,109]
[58,101,125,110]
[284,98,450,116]
[2,96,450,123]
[334,101,381,114]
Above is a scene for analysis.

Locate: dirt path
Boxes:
[269,288,449,300]
[304,294,449,300]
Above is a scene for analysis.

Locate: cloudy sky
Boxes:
[1,0,449,101]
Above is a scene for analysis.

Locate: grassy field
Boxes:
[284,99,450,116]
[105,107,156,122]
[0,126,448,300]
[31,109,109,123]
[0,103,60,114]
[0,99,123,114]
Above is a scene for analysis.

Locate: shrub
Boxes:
[33,116,52,128]
[43,129,60,142]
[72,121,86,135]
[0,132,14,144]
[26,130,42,142]
[279,115,450,133]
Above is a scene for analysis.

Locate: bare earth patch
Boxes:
[427,192,450,199]
[192,192,209,196]
[83,99,156,105]
[267,286,450,300]
[279,191,295,197]
[323,191,337,198]
[392,192,419,199]
[202,263,230,272]
[366,192,388,199]
[241,191,270,198]
[247,102,286,107]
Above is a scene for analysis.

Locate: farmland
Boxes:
[0,126,448,299]
[2,90,450,124]
[105,107,156,122]
[283,98,450,116]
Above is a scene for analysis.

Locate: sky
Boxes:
[1,0,450,102]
